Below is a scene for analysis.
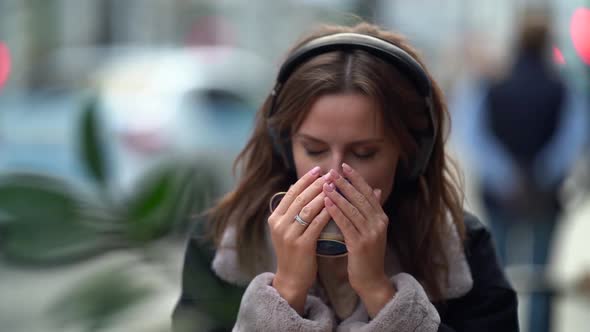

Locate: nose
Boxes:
[323,152,344,176]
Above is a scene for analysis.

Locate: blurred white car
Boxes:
[91,46,273,196]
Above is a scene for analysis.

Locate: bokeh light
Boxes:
[570,7,590,65]
[0,41,11,89]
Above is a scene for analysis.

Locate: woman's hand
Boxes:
[268,166,332,315]
[322,163,396,318]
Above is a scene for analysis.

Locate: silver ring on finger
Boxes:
[294,213,310,227]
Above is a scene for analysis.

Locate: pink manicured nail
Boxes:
[309,166,321,176]
[373,188,382,198]
[324,182,334,192]
[323,172,332,181]
[324,197,334,207]
[342,163,352,174]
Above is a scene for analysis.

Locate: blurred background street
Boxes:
[0,1,588,331]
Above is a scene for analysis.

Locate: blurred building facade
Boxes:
[0,1,588,332]
[1,0,588,94]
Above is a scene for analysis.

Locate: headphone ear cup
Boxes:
[394,157,414,186]
[395,128,434,184]
[405,142,426,182]
[268,127,282,157]
[401,100,437,183]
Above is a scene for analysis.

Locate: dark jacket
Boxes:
[172,213,519,331]
[485,53,566,170]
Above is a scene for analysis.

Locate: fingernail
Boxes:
[324,197,334,207]
[342,163,352,174]
[324,182,334,192]
[373,188,382,198]
[309,166,320,176]
[329,169,340,179]
[323,172,332,181]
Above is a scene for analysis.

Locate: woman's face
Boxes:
[292,93,400,204]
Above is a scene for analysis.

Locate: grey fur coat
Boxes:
[210,218,474,331]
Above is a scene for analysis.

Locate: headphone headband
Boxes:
[268,32,437,181]
[274,33,431,101]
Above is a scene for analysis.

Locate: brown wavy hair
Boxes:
[206,22,465,300]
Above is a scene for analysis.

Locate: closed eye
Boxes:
[354,151,376,159]
[305,149,327,156]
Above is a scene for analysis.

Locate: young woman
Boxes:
[173,22,519,332]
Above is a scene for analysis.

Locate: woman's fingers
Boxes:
[285,192,326,237]
[273,166,321,216]
[323,181,369,233]
[327,169,373,220]
[373,188,382,202]
[284,175,326,222]
[324,197,360,243]
[341,163,382,210]
[322,166,389,232]
[300,207,332,243]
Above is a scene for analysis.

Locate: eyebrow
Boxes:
[294,133,384,145]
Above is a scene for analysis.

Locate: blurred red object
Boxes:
[0,42,11,90]
[571,7,590,65]
[120,129,167,155]
[186,16,235,48]
[553,46,566,65]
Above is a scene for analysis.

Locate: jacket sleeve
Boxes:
[172,225,246,332]
[532,87,589,190]
[436,215,519,332]
[233,272,333,331]
[337,273,441,332]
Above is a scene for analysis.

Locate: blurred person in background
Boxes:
[454,8,588,332]
[172,22,518,331]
